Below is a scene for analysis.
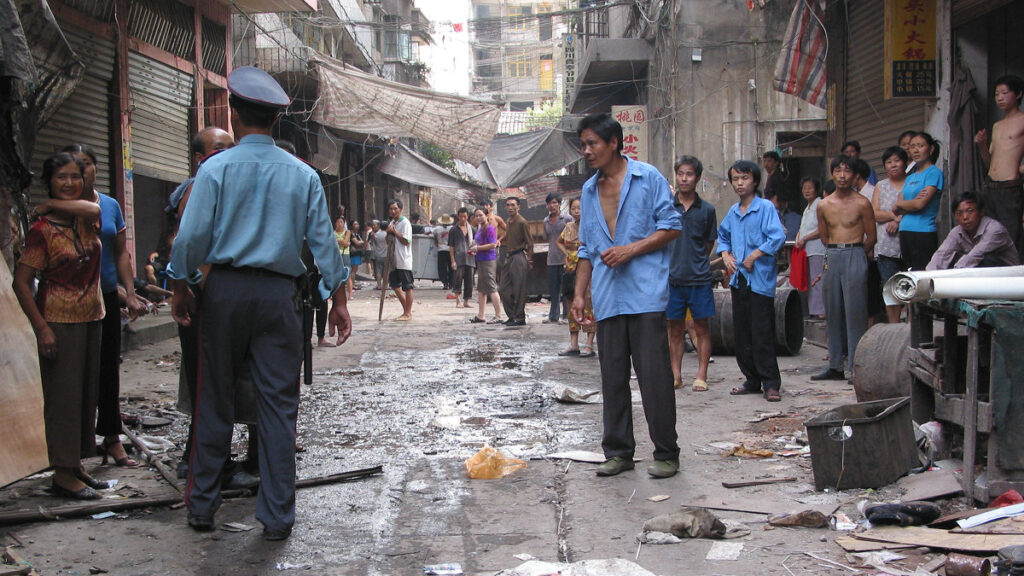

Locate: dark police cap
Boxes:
[228,66,290,108]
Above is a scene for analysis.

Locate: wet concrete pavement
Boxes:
[0,282,930,575]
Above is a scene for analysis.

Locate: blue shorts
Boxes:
[666,283,715,321]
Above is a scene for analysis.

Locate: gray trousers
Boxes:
[499,251,529,322]
[824,247,868,373]
[186,268,302,532]
[597,312,680,462]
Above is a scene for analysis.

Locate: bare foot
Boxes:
[317,339,336,347]
[395,315,412,321]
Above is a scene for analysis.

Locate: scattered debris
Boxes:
[767,510,829,528]
[705,541,743,561]
[647,495,670,502]
[724,445,774,459]
[722,477,796,489]
[220,522,254,532]
[748,411,785,423]
[642,508,728,539]
[511,554,535,562]
[636,531,681,544]
[778,446,811,457]
[88,567,108,575]
[140,416,172,428]
[945,552,991,576]
[90,511,116,520]
[551,385,600,404]
[423,564,463,575]
[957,502,1024,529]
[864,501,942,526]
[543,451,606,464]
[493,559,656,576]
[464,446,527,480]
[830,512,857,531]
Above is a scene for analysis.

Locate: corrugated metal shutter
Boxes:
[844,0,927,173]
[128,52,192,182]
[30,27,115,204]
[952,0,1014,26]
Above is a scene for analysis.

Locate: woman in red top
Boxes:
[13,153,106,500]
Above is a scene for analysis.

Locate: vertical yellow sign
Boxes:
[885,0,937,99]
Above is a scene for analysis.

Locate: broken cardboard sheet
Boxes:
[552,385,600,404]
[854,525,1024,553]
[493,559,656,576]
[0,254,50,487]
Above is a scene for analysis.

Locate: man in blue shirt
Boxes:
[667,155,717,393]
[719,160,787,402]
[168,67,349,541]
[571,113,682,478]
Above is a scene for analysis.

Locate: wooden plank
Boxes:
[680,496,836,516]
[853,525,1024,553]
[934,396,993,433]
[964,328,981,502]
[722,477,797,489]
[834,536,914,553]
[0,255,50,487]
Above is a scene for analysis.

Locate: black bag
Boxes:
[561,271,576,299]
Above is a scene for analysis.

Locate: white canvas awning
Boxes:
[312,57,501,166]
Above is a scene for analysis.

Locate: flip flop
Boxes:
[579,346,596,357]
[469,316,486,324]
[558,347,580,356]
[730,386,760,395]
[692,379,708,392]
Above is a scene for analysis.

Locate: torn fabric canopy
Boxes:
[378,144,490,201]
[312,57,501,166]
[479,128,583,190]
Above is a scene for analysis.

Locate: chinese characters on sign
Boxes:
[886,0,937,98]
[611,105,648,163]
[563,34,575,112]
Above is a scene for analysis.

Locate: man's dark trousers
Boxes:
[731,277,781,392]
[186,268,301,533]
[547,263,565,320]
[596,312,680,461]
[499,251,529,322]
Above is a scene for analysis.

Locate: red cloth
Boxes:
[789,246,809,291]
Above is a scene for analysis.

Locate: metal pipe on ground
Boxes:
[709,286,804,356]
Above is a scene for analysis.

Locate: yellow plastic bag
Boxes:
[464,446,528,479]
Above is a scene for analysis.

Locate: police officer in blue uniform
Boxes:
[167,66,350,541]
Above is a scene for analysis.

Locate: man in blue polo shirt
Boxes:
[571,113,682,478]
[719,160,787,402]
[667,155,717,393]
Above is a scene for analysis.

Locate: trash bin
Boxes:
[804,397,917,491]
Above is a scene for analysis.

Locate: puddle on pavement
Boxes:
[288,333,599,560]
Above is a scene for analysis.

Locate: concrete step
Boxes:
[121,312,178,352]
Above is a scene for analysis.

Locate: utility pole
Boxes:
[669,0,677,166]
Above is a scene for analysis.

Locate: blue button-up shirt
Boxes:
[167,134,347,299]
[717,195,786,297]
[578,157,681,321]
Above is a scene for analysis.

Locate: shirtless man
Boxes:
[974,75,1024,260]
[480,198,507,241]
[812,155,877,381]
